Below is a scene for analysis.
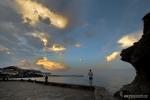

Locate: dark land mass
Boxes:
[0,66,84,79]
[0,66,44,78]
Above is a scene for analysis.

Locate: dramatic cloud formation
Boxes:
[118,31,142,48]
[106,51,120,62]
[16,59,46,71]
[16,58,69,71]
[26,32,66,53]
[1,0,149,72]
[15,0,68,29]
[36,57,69,71]
[26,32,49,47]
[106,31,142,62]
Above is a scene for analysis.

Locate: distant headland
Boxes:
[0,66,44,78]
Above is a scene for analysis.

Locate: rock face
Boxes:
[115,13,150,98]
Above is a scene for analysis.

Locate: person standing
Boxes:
[45,74,48,84]
[88,69,93,86]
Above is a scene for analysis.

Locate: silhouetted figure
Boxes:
[88,69,93,86]
[3,77,5,81]
[45,74,48,84]
[3,75,9,81]
[6,75,9,81]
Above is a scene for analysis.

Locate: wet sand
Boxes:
[0,81,94,100]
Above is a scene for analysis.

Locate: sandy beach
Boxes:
[0,81,94,100]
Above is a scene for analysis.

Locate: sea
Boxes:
[12,68,136,94]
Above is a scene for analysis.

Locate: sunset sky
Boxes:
[0,0,150,73]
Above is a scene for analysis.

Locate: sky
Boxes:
[0,0,150,74]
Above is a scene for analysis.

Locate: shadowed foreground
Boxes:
[0,81,94,100]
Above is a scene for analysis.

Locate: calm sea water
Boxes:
[14,68,136,94]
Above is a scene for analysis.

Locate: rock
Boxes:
[114,13,150,99]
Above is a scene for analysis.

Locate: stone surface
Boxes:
[0,81,94,100]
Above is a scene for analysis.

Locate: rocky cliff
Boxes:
[115,13,150,99]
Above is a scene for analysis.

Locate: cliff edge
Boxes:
[114,13,150,99]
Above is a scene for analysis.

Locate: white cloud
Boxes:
[44,44,66,52]
[106,31,142,62]
[0,45,10,54]
[16,59,45,71]
[26,32,49,47]
[118,31,142,48]
[106,51,120,62]
[16,57,69,71]
[15,0,68,29]
[75,42,81,48]
[26,32,66,53]
[36,57,69,71]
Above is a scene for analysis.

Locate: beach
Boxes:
[0,81,94,100]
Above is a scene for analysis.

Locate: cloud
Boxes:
[26,32,66,53]
[75,42,81,48]
[44,44,66,52]
[16,59,46,71]
[106,31,142,62]
[106,51,120,62]
[118,31,142,48]
[15,0,68,29]
[0,45,10,54]
[0,22,18,32]
[26,32,49,47]
[16,58,69,71]
[17,59,35,69]
[35,57,69,71]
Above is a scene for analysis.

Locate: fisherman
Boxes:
[88,69,93,86]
